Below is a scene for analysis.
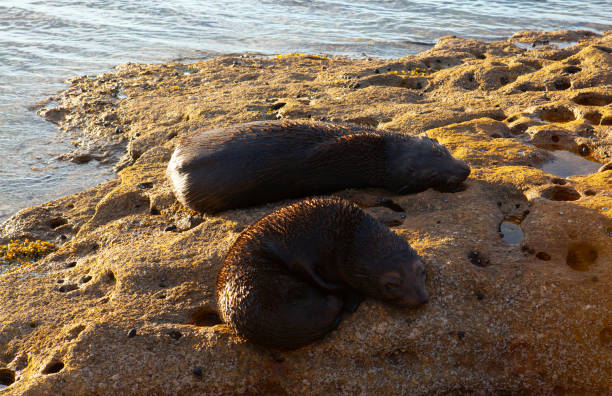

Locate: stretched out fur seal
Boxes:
[167,120,470,214]
[217,197,428,350]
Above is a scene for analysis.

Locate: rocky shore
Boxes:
[1,30,611,394]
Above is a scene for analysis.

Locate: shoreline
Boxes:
[2,28,611,223]
[1,29,611,393]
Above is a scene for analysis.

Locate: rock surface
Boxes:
[1,30,611,394]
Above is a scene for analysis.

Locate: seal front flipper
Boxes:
[260,240,344,291]
[296,259,345,292]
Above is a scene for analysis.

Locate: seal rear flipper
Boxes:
[235,274,344,350]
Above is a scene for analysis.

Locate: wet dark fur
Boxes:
[216,197,428,350]
[167,120,470,214]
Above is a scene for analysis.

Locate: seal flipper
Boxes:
[260,239,344,291]
[236,272,344,350]
[298,261,345,292]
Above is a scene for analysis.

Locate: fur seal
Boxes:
[167,120,470,214]
[216,197,428,350]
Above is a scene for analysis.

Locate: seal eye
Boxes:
[385,283,400,291]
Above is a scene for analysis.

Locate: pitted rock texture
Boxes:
[1,30,611,394]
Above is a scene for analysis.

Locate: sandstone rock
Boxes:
[1,30,611,394]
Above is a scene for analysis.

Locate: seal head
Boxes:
[340,212,429,307]
[387,136,471,194]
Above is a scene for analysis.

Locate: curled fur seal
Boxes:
[216,197,428,350]
[167,120,470,214]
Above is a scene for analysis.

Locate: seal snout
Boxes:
[416,289,429,305]
[435,160,471,192]
[451,159,471,185]
[395,288,429,308]
[459,160,471,178]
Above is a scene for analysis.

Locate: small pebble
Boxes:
[168,330,182,340]
[467,251,489,267]
[457,331,465,340]
[579,146,590,156]
[66,261,77,268]
[127,328,137,338]
[475,291,484,300]
[80,275,92,284]
[164,225,177,232]
[193,367,203,376]
[270,351,285,363]
[536,252,551,261]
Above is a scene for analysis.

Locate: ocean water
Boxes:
[1,0,611,222]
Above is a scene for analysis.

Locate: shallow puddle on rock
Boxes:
[549,41,578,49]
[513,41,578,50]
[499,217,524,244]
[540,150,601,178]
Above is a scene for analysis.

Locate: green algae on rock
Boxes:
[0,239,56,266]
